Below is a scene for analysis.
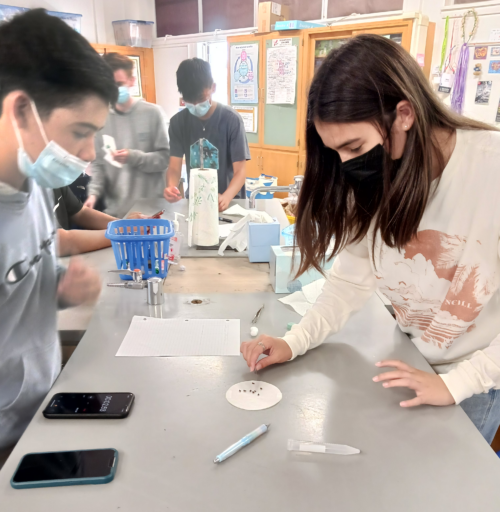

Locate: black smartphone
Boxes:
[43,393,134,419]
[11,449,118,489]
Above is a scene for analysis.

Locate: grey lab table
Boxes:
[129,197,289,258]
[2,287,500,511]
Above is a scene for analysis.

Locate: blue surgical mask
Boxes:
[185,98,211,118]
[12,101,89,189]
[117,86,130,104]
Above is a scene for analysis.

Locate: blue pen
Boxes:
[214,424,270,464]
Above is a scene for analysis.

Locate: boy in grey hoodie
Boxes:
[86,53,170,218]
[0,10,116,461]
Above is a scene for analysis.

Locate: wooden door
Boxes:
[246,148,262,178]
[261,149,298,198]
[92,44,156,104]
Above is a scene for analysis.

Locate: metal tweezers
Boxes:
[252,304,265,324]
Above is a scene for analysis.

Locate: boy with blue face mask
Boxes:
[85,53,170,218]
[0,10,116,465]
[164,58,250,212]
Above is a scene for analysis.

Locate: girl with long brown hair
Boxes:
[241,34,500,442]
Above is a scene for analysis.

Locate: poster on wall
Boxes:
[492,47,500,57]
[474,46,488,60]
[496,99,500,123]
[128,55,143,98]
[266,44,297,105]
[475,81,492,104]
[489,61,500,74]
[230,44,258,104]
[234,106,258,133]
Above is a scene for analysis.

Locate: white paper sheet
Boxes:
[116,316,240,357]
[222,204,249,216]
[226,381,282,411]
[279,278,326,316]
[266,45,297,105]
[219,223,232,239]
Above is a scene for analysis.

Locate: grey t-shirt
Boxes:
[0,180,61,449]
[169,103,250,198]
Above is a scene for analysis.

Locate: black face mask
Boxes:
[340,144,399,217]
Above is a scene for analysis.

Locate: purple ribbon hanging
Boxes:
[451,43,469,114]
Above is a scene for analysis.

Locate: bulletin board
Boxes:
[263,36,300,148]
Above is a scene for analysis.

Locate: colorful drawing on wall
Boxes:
[230,43,258,104]
[474,46,488,59]
[489,60,500,74]
[475,81,492,104]
[491,46,500,56]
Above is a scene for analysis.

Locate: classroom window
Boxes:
[203,0,254,32]
[327,0,403,18]
[207,41,228,105]
[155,0,199,37]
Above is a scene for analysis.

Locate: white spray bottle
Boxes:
[168,212,185,265]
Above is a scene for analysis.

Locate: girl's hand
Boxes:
[240,335,293,372]
[373,360,455,407]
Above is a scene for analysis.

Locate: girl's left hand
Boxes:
[373,360,455,407]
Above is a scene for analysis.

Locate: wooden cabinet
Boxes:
[228,16,430,186]
[261,149,298,198]
[92,44,156,104]
[246,147,263,177]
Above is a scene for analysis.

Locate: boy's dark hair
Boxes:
[102,53,134,77]
[0,9,117,117]
[176,58,213,102]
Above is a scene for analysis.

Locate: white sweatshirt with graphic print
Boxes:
[283,129,500,405]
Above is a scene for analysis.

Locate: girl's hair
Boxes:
[295,34,493,277]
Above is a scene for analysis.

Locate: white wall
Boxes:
[4,0,155,44]
[430,1,500,124]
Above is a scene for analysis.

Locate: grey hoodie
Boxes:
[0,180,61,450]
[88,99,170,218]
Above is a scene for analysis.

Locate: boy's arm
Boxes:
[127,107,170,174]
[164,116,185,202]
[57,228,111,257]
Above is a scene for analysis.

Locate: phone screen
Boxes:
[45,393,133,416]
[12,449,116,483]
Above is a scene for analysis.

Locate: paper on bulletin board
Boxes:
[272,38,292,47]
[234,106,258,133]
[266,44,297,105]
[231,44,258,104]
[490,29,500,42]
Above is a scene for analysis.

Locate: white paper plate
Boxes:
[226,381,282,411]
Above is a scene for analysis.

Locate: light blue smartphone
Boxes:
[11,448,118,490]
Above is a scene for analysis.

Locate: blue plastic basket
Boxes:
[105,219,174,280]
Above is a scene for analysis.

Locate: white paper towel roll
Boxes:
[188,168,219,247]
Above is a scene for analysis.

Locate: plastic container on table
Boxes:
[245,174,278,200]
[105,219,174,280]
[0,4,29,25]
[282,224,295,246]
[113,20,154,48]
[46,10,82,33]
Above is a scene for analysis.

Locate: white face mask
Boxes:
[12,101,89,189]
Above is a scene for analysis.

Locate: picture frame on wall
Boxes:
[128,55,143,98]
